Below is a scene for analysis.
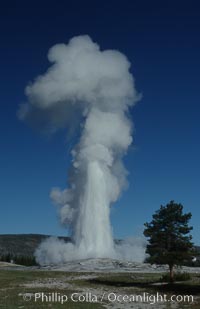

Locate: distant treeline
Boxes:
[0,253,38,266]
[0,234,70,262]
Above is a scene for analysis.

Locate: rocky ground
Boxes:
[45,258,200,273]
[1,259,200,308]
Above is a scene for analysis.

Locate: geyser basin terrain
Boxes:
[18,35,145,264]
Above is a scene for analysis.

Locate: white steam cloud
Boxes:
[19,35,146,264]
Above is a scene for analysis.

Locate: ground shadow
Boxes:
[89,278,200,295]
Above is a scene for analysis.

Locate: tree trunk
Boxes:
[169,264,174,282]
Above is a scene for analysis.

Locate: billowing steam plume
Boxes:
[18,35,146,264]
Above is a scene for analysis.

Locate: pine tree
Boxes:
[144,201,193,282]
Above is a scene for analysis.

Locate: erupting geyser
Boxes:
[75,160,115,257]
[18,35,146,264]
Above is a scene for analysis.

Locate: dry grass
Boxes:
[0,269,200,308]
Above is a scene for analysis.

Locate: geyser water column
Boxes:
[74,160,115,257]
[71,107,133,259]
[19,35,141,264]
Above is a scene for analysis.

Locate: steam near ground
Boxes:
[18,35,146,265]
[35,237,147,265]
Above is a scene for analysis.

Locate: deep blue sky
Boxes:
[0,0,199,244]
